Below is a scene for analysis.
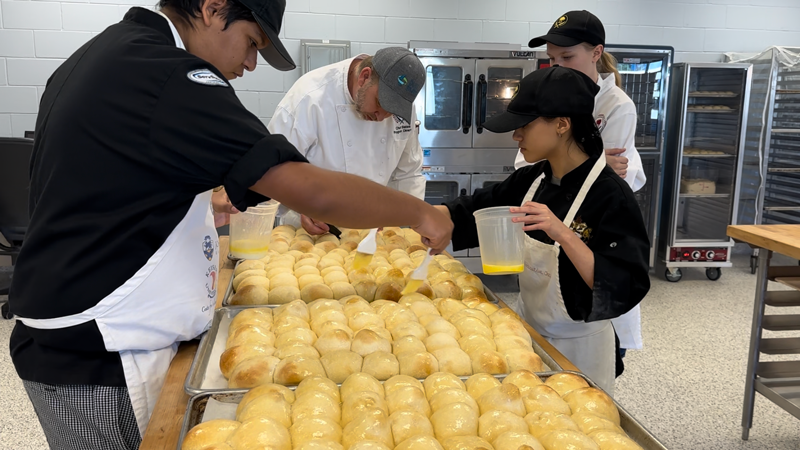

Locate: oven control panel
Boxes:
[669,247,728,262]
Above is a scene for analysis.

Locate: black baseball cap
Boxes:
[528,10,605,49]
[482,66,600,134]
[237,0,296,71]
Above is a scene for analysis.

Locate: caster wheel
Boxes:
[706,267,722,281]
[665,268,682,282]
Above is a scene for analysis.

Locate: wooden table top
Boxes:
[139,236,578,449]
[728,225,800,260]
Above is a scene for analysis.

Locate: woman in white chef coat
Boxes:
[442,67,650,395]
[519,10,646,358]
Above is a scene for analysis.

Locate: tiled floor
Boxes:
[1,255,799,449]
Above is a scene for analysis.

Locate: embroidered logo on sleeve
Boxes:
[187,69,229,87]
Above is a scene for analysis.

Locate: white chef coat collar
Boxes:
[343,54,370,104]
[596,72,615,95]
[155,9,186,50]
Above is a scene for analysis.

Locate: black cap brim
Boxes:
[528,33,584,49]
[252,13,296,71]
[482,111,539,134]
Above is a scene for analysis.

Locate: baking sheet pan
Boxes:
[179,371,668,450]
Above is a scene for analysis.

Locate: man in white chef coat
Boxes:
[267,47,427,234]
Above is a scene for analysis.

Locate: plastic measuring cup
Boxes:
[229,200,280,260]
[472,206,526,275]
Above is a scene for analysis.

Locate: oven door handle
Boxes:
[462,74,473,134]
[476,74,487,134]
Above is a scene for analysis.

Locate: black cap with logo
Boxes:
[528,10,605,49]
[237,0,296,71]
[481,66,600,134]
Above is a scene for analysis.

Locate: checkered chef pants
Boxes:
[22,380,141,450]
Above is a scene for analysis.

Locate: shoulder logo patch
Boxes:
[187,69,228,87]
[595,114,606,133]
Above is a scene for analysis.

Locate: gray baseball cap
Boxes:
[373,47,425,123]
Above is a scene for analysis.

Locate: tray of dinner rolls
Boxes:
[179,370,667,450]
[184,294,562,394]
[223,226,490,307]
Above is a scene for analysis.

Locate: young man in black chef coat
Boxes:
[7,0,452,448]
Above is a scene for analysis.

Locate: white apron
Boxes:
[505,156,616,396]
[16,191,218,435]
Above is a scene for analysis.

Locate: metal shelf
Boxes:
[687,108,737,113]
[679,193,731,198]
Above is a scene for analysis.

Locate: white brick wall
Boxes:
[1,0,800,137]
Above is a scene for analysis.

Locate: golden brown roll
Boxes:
[495,335,534,353]
[235,259,266,275]
[588,430,643,450]
[544,373,591,397]
[408,301,440,318]
[362,351,400,380]
[524,411,580,440]
[439,436,494,450]
[349,312,385,331]
[392,258,414,271]
[269,240,290,254]
[386,385,432,417]
[449,308,491,327]
[465,373,502,400]
[394,435,444,450]
[423,372,466,400]
[270,273,300,291]
[488,308,520,325]
[230,284,270,305]
[349,268,375,284]
[311,310,349,332]
[383,374,424,397]
[233,269,267,292]
[330,281,357,300]
[428,271,455,286]
[298,274,325,290]
[384,309,420,331]
[432,282,462,301]
[301,282,335,303]
[226,324,275,349]
[296,266,322,279]
[342,296,374,316]
[351,329,392,357]
[313,320,354,339]
[389,410,435,444]
[321,350,364,384]
[268,285,302,304]
[472,301,500,316]
[477,384,526,416]
[226,354,280,387]
[478,410,529,443]
[321,266,347,278]
[453,317,493,339]
[492,321,532,345]
[341,410,394,450]
[429,388,479,414]
[373,300,402,317]
[273,316,311,337]
[430,402,479,440]
[297,251,322,261]
[290,416,343,448]
[181,419,240,450]
[317,258,343,272]
[236,383,295,417]
[236,390,292,427]
[424,318,461,340]
[455,273,483,291]
[471,350,509,375]
[460,284,488,300]
[296,258,321,271]
[522,385,572,416]
[376,268,406,286]
[397,351,439,379]
[539,430,600,450]
[571,413,624,436]
[236,276,270,294]
[502,370,543,397]
[295,441,345,450]
[220,343,276,379]
[390,321,429,341]
[291,391,342,423]
[309,298,343,315]
[274,297,310,318]
[341,372,385,400]
[341,390,389,426]
[374,282,403,302]
[266,265,293,279]
[562,388,620,426]
[291,240,316,253]
[295,375,341,402]
[316,240,340,253]
[275,327,317,348]
[431,348,473,377]
[324,271,350,286]
[417,313,442,328]
[458,334,496,357]
[424,333,459,353]
[229,308,273,334]
[491,431,544,450]
[504,349,544,373]
[273,344,321,360]
[364,326,393,342]
[314,329,352,355]
[273,355,326,385]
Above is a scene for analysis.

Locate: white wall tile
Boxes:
[259,117,271,128]
[408,0,457,20]
[0,30,35,57]
[638,2,684,27]
[555,0,598,12]
[0,59,6,86]
[528,22,552,45]
[335,15,384,42]
[675,52,723,63]
[284,13,336,40]
[286,0,310,12]
[34,31,93,58]
[359,42,394,55]
[283,69,302,92]
[595,0,643,26]
[229,64,284,92]
[618,26,665,46]
[433,19,482,43]
[459,0,504,21]
[0,114,11,138]
[62,3,119,31]
[482,21,529,45]
[281,39,302,69]
[385,17,434,44]
[11,114,36,137]
[37,86,45,104]
[727,6,796,32]
[682,3,725,29]
[506,0,551,22]
[604,24,620,43]
[7,58,63,86]
[2,1,61,30]
[360,0,409,18]
[236,91,260,117]
[707,0,749,4]
[663,27,704,52]
[260,92,284,118]
[0,87,39,113]
[310,0,358,15]
[703,28,773,53]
